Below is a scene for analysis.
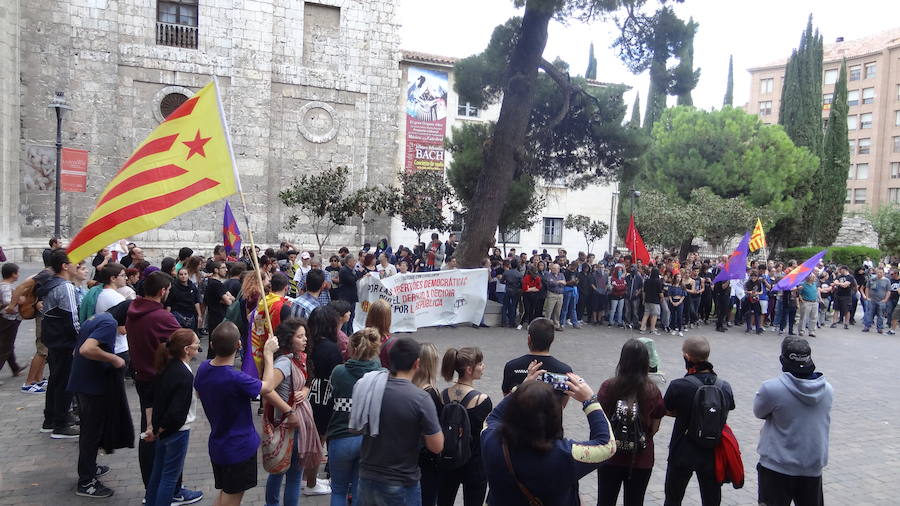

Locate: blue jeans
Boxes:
[145,430,190,506]
[329,435,362,506]
[669,302,684,331]
[609,298,624,325]
[503,291,521,327]
[864,300,886,330]
[561,287,578,326]
[356,477,421,506]
[265,431,303,506]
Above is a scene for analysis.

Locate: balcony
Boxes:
[156,21,198,49]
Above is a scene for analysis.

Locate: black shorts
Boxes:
[836,295,851,313]
[212,453,257,494]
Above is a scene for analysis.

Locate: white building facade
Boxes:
[391,51,619,259]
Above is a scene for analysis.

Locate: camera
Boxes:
[539,372,570,391]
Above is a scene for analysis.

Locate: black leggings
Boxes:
[597,464,652,506]
[663,464,721,506]
[436,456,487,506]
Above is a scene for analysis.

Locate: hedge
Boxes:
[775,246,881,268]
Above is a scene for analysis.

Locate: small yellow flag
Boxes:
[749,218,766,252]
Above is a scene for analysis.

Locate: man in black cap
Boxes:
[753,338,833,506]
[67,300,135,498]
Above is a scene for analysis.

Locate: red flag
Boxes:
[626,215,650,264]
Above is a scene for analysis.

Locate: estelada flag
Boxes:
[68,81,238,263]
[749,217,766,252]
[625,215,651,265]
[223,200,242,255]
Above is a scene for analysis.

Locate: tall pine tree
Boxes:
[671,18,699,106]
[586,42,597,79]
[811,60,850,245]
[629,92,641,128]
[772,15,824,247]
[723,55,733,107]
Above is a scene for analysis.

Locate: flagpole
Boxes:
[213,77,274,340]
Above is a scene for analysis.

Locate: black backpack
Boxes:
[438,389,479,470]
[684,375,728,449]
[610,399,647,454]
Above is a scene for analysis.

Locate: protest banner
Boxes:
[354,268,488,332]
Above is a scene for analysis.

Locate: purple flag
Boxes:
[713,232,751,283]
[240,308,258,378]
[773,250,827,292]
[223,201,242,256]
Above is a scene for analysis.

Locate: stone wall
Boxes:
[833,214,879,248]
[0,1,19,250]
[3,0,400,261]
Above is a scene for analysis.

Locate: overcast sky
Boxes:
[398,0,900,116]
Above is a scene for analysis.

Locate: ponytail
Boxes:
[440,346,484,382]
[154,328,197,373]
[440,348,459,382]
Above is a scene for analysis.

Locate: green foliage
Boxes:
[279,166,395,255]
[689,188,777,250]
[585,42,597,79]
[670,18,699,106]
[565,214,609,254]
[644,106,818,218]
[869,206,900,256]
[445,122,545,234]
[811,60,850,245]
[777,246,882,267]
[631,191,700,251]
[723,55,733,107]
[396,170,453,243]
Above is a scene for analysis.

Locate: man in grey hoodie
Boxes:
[754,338,832,506]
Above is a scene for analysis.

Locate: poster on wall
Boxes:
[354,268,488,332]
[404,66,448,171]
[61,148,88,192]
[23,144,55,191]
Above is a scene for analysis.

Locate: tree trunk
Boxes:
[678,237,693,262]
[454,0,558,268]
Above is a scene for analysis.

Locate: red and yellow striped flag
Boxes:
[68,81,238,263]
[749,217,766,252]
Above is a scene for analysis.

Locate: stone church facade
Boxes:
[0,0,401,261]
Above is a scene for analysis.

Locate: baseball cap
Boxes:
[780,338,815,375]
[300,251,311,259]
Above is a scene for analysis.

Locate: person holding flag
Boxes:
[712,233,750,332]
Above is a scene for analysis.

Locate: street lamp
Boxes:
[629,187,641,218]
[48,91,71,239]
[608,191,618,254]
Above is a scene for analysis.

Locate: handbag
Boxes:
[261,360,303,474]
[502,441,543,506]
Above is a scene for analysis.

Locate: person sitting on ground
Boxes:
[663,336,736,506]
[480,361,615,505]
[754,338,832,506]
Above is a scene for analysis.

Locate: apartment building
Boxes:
[747,27,900,212]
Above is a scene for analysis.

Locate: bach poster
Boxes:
[404,67,448,171]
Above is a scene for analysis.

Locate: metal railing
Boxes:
[156,21,198,49]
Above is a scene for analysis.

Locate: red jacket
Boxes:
[522,274,542,292]
[714,423,744,489]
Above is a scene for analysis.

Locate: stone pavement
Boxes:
[0,265,897,505]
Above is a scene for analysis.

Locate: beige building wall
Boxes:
[747,28,900,213]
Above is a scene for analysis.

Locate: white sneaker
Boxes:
[678,331,684,337]
[516,324,523,330]
[302,480,331,496]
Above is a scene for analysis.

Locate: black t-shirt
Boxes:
[309,338,344,432]
[643,278,662,304]
[663,371,735,472]
[501,353,573,395]
[835,274,855,297]
[223,278,241,298]
[204,278,229,328]
[889,277,900,302]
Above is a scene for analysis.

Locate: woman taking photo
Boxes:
[438,347,492,506]
[326,328,384,506]
[264,318,323,506]
[413,343,442,506]
[481,362,615,504]
[144,329,200,506]
[595,339,665,506]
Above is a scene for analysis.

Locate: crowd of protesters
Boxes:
[0,231,857,505]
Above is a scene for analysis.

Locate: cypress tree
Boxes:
[672,18,699,106]
[723,55,733,107]
[585,42,597,79]
[812,61,850,245]
[629,92,641,128]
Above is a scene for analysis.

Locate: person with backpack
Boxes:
[596,339,665,506]
[754,338,832,506]
[326,328,385,506]
[663,336,735,506]
[437,347,492,506]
